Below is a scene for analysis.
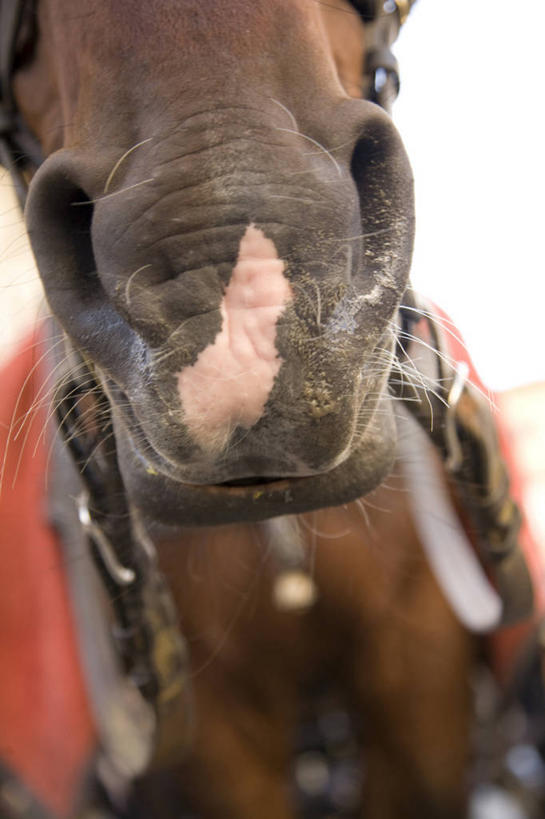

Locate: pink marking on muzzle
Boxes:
[177,224,293,452]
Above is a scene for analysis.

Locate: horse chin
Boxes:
[115,393,397,528]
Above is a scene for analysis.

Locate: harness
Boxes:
[0,0,533,816]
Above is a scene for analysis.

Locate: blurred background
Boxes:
[391,0,545,556]
[394,0,545,392]
[0,166,42,366]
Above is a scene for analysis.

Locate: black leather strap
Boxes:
[50,327,193,779]
[393,298,534,626]
[0,763,55,819]
[0,0,26,104]
[0,0,42,205]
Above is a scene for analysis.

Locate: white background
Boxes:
[394,0,545,390]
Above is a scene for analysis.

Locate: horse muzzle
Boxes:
[25,98,414,521]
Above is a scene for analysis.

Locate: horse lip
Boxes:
[125,423,305,489]
[118,397,397,526]
[217,476,291,487]
[180,476,297,494]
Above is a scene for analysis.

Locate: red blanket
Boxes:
[0,332,96,818]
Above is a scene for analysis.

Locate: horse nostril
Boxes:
[350,115,414,241]
[26,159,97,294]
[59,187,97,288]
[346,106,414,321]
[25,150,136,377]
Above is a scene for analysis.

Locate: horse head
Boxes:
[14,0,414,525]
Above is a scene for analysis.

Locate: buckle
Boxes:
[393,0,411,25]
[444,361,470,472]
[77,491,136,586]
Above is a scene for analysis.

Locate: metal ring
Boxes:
[394,0,411,25]
[445,361,470,473]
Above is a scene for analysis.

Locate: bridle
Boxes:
[0,0,42,206]
[0,0,532,814]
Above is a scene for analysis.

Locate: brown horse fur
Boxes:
[133,477,473,818]
[12,1,474,816]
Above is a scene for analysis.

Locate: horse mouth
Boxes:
[193,476,300,497]
[114,397,397,526]
[218,476,291,488]
[108,370,398,524]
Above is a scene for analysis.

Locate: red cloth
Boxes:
[423,305,545,682]
[0,332,96,818]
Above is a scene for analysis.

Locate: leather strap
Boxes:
[0,760,116,819]
[48,326,193,796]
[392,296,534,625]
[360,0,418,110]
[399,410,503,632]
[0,0,42,206]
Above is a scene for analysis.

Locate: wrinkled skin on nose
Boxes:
[21,0,414,525]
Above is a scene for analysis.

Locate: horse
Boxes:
[0,1,538,817]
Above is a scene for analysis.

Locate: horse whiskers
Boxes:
[10,383,86,452]
[398,303,471,354]
[269,96,363,161]
[0,228,38,261]
[359,345,438,399]
[269,97,298,131]
[388,360,447,405]
[151,316,203,365]
[77,431,118,477]
[26,365,100,438]
[72,178,154,206]
[42,385,106,451]
[391,339,439,426]
[392,318,496,411]
[0,334,70,493]
[272,127,342,177]
[323,222,405,243]
[25,385,106,487]
[103,138,153,194]
[289,279,325,329]
[354,498,376,536]
[298,513,351,540]
[355,494,392,515]
[124,264,153,308]
[9,353,104,471]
